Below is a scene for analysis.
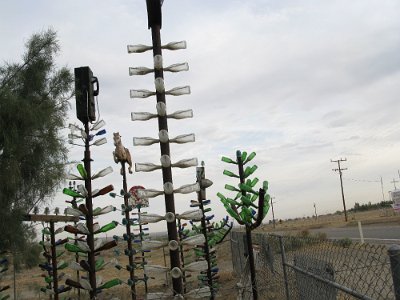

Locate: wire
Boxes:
[344,178,380,183]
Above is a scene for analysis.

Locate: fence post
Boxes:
[388,244,400,300]
[278,236,290,300]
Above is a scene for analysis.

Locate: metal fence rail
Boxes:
[230,231,397,300]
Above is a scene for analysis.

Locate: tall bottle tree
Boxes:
[218,150,270,300]
[0,29,73,252]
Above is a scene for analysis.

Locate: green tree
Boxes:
[0,29,73,251]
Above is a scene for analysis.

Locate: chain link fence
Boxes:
[230,231,398,300]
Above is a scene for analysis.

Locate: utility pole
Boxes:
[270,197,276,229]
[313,202,318,219]
[331,158,348,222]
[380,177,385,201]
[391,178,399,190]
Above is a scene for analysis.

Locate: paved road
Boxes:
[308,224,400,243]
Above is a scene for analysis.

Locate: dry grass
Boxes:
[258,208,400,233]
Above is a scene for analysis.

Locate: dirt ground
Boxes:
[2,208,399,299]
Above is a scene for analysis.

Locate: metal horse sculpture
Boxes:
[113,132,133,174]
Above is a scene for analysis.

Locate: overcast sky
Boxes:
[1,0,400,234]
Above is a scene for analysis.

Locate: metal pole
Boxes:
[177,218,187,293]
[196,164,215,299]
[70,181,80,300]
[138,206,148,292]
[381,177,386,201]
[49,221,59,300]
[388,244,400,300]
[278,236,290,300]
[237,152,258,300]
[83,121,96,299]
[121,162,136,300]
[147,1,182,294]
[270,197,276,229]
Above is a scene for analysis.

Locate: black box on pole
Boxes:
[74,66,98,123]
[146,0,162,29]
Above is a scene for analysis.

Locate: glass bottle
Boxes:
[62,188,84,198]
[96,221,118,233]
[131,111,157,121]
[165,86,191,96]
[244,152,256,164]
[221,156,236,164]
[161,41,187,50]
[164,62,189,73]
[223,170,239,178]
[92,166,113,179]
[135,162,161,172]
[129,66,153,76]
[130,89,156,98]
[127,44,153,53]
[167,109,193,120]
[98,278,122,289]
[133,137,159,146]
[93,184,114,197]
[76,164,87,179]
[175,182,200,194]
[171,157,198,168]
[95,240,117,252]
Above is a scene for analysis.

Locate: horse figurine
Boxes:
[113,132,133,174]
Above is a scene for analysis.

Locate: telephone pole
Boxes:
[331,158,348,222]
[313,202,318,219]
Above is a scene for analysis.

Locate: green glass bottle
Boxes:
[225,206,240,222]
[221,156,236,164]
[244,152,256,164]
[241,151,248,162]
[76,164,87,179]
[250,177,259,187]
[62,188,84,198]
[96,221,118,234]
[223,169,239,178]
[239,183,258,195]
[224,184,239,192]
[244,165,258,178]
[64,243,87,254]
[98,278,122,289]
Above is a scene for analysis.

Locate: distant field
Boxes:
[258,208,400,233]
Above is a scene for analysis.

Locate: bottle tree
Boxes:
[64,181,83,299]
[127,0,200,297]
[23,211,79,299]
[217,150,270,300]
[128,186,151,292]
[111,133,138,300]
[38,219,71,299]
[63,115,121,298]
[110,185,152,295]
[190,162,233,299]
